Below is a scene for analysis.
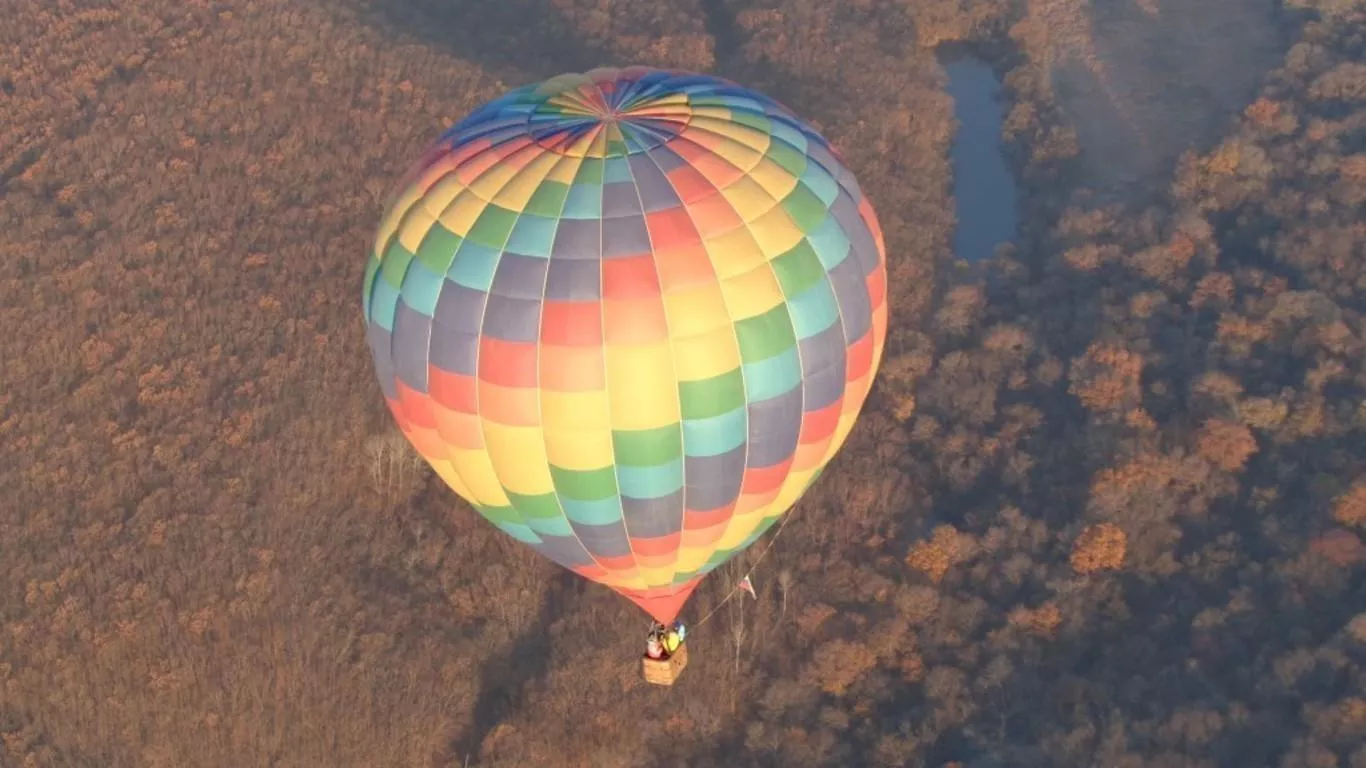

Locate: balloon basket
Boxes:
[642,643,688,686]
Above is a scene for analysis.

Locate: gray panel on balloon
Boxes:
[629,154,681,212]
[367,322,398,399]
[391,300,434,393]
[544,258,601,301]
[428,328,479,376]
[481,293,543,343]
[602,182,643,218]
[490,253,550,300]
[535,535,597,569]
[684,446,745,511]
[602,214,651,258]
[552,218,602,260]
[745,387,804,467]
[572,521,635,560]
[433,280,488,335]
[827,256,872,342]
[798,323,848,410]
[622,491,684,538]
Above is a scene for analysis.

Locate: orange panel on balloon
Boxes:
[798,399,842,445]
[478,338,538,388]
[602,255,662,300]
[741,458,793,495]
[539,345,605,391]
[477,380,541,427]
[603,298,669,343]
[683,503,734,530]
[540,301,603,347]
[429,368,478,413]
[396,380,437,431]
[846,331,875,382]
[664,164,717,204]
[646,207,703,249]
[653,242,717,291]
[432,404,484,450]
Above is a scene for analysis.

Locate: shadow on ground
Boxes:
[1053,0,1289,198]
[453,569,584,762]
[360,0,621,86]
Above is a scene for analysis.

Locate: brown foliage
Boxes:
[1069,342,1144,416]
[1195,419,1259,472]
[1244,97,1281,126]
[1071,523,1127,574]
[1190,272,1235,309]
[906,525,973,583]
[1334,483,1366,529]
[1007,602,1062,637]
[807,639,878,696]
[1309,529,1365,568]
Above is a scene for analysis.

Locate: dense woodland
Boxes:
[3,0,1365,765]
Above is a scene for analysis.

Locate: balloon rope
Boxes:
[692,509,799,629]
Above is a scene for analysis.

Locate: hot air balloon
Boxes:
[362,67,887,678]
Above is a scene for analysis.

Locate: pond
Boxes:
[939,51,1019,263]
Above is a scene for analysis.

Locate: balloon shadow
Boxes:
[360,0,622,86]
[451,568,582,763]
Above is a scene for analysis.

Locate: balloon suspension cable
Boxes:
[692,509,800,629]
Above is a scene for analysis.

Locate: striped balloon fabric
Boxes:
[363,67,887,623]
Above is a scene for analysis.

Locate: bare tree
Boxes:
[364,430,429,504]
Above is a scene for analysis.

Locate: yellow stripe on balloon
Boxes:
[718,175,776,222]
[447,447,512,507]
[662,283,731,337]
[749,203,806,255]
[563,128,598,158]
[748,156,801,200]
[429,458,475,502]
[605,341,680,430]
[494,151,563,210]
[704,226,767,280]
[544,428,615,471]
[708,133,766,172]
[437,190,488,237]
[375,185,424,257]
[540,389,612,431]
[469,153,530,202]
[719,264,785,320]
[483,423,557,496]
[771,467,816,518]
[716,512,765,550]
[546,151,583,184]
[397,205,438,254]
[638,567,676,588]
[640,92,689,108]
[421,173,468,222]
[687,105,734,123]
[669,325,742,381]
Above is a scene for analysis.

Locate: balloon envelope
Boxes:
[363,67,887,623]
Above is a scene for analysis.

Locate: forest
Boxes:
[2,0,1365,765]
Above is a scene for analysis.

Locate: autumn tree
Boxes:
[1070,523,1127,574]
[1069,342,1144,418]
[1333,483,1366,530]
[1195,418,1259,472]
[906,525,975,583]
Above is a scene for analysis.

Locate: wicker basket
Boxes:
[641,643,688,686]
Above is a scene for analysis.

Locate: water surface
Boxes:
[940,53,1019,263]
